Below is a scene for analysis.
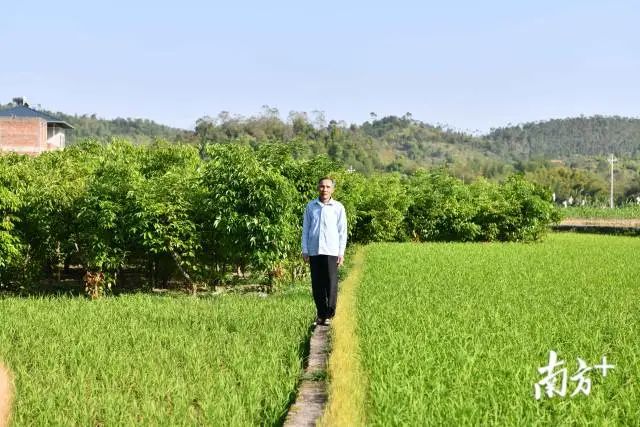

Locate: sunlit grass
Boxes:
[0,289,314,425]
[357,234,640,425]
[320,248,366,427]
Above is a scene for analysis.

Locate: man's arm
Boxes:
[337,204,347,266]
[301,204,310,262]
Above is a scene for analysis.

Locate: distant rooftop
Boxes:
[0,103,74,129]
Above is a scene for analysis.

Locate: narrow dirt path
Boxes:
[285,248,366,427]
[283,323,330,427]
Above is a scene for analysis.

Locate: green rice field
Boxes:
[356,233,640,425]
[4,233,640,426]
[0,288,313,425]
[563,205,640,219]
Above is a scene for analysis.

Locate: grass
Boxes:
[320,248,367,427]
[356,233,640,425]
[0,287,314,426]
[563,205,640,219]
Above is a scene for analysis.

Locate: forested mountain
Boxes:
[192,109,509,179]
[487,116,640,159]
[61,114,190,144]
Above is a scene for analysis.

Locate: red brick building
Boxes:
[0,98,73,155]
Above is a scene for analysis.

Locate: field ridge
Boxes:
[320,248,367,427]
[560,218,640,228]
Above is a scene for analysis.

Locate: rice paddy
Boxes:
[563,205,640,219]
[0,289,313,426]
[3,233,639,425]
[355,233,640,425]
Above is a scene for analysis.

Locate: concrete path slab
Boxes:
[284,323,330,427]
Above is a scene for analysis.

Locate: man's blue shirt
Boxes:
[301,197,347,257]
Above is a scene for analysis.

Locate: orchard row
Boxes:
[0,139,558,291]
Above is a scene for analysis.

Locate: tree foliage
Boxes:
[406,171,559,242]
[0,139,559,294]
[4,101,640,202]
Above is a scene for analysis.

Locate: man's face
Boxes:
[318,179,334,200]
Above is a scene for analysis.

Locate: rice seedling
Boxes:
[564,205,640,219]
[356,234,640,425]
[0,288,313,425]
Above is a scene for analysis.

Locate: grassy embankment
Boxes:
[320,248,367,427]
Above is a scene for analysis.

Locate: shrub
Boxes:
[405,171,481,241]
[405,171,558,242]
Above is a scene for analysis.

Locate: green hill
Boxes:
[193,112,507,177]
[486,116,640,159]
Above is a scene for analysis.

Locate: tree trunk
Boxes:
[168,249,193,286]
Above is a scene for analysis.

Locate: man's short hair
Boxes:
[317,177,335,187]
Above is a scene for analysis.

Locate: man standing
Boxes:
[302,177,347,326]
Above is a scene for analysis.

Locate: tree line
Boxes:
[0,140,558,297]
[3,102,639,204]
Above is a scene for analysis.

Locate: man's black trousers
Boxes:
[309,255,338,319]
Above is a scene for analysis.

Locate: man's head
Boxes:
[317,177,335,202]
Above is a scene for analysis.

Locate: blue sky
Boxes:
[1,0,638,133]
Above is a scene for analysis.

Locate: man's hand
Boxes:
[302,254,309,263]
[337,256,344,267]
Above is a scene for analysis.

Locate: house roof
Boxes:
[0,105,74,129]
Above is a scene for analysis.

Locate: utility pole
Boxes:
[608,154,617,208]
